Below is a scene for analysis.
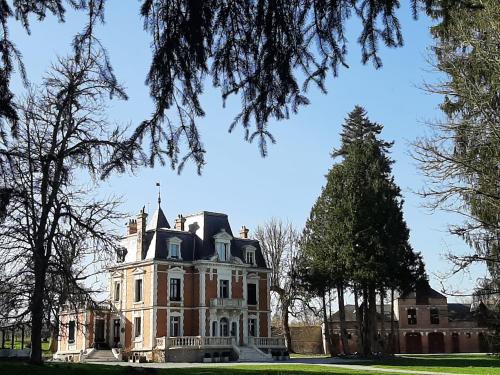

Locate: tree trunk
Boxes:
[354,287,363,353]
[281,299,293,353]
[361,287,371,356]
[337,281,350,354]
[380,289,385,353]
[368,284,378,355]
[390,288,395,354]
[30,253,47,365]
[322,290,335,356]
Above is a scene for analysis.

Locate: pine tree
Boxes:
[300,106,426,356]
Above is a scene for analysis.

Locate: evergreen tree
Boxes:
[300,106,426,356]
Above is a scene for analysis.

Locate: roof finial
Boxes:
[156,182,161,206]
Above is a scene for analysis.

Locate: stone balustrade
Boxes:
[249,336,286,348]
[155,336,235,349]
[210,298,245,308]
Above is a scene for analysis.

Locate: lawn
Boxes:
[0,362,402,375]
[355,354,500,375]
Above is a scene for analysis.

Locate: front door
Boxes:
[95,319,105,346]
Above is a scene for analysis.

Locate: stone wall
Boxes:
[289,326,323,354]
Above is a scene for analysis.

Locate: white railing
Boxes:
[249,336,286,348]
[155,337,166,349]
[155,336,234,349]
[210,298,245,308]
[202,337,234,347]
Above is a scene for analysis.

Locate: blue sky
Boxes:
[10,1,482,299]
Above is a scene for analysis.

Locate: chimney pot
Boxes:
[174,214,186,231]
[126,218,137,235]
[240,225,249,239]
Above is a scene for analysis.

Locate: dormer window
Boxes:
[216,242,230,261]
[168,237,182,260]
[213,229,233,262]
[245,246,256,265]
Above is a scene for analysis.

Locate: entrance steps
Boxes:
[237,346,272,362]
[84,349,120,362]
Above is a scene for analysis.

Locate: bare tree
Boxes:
[254,218,299,352]
[0,47,132,364]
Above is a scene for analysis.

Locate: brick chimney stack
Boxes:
[174,214,186,231]
[126,219,137,235]
[136,206,148,260]
[240,225,249,239]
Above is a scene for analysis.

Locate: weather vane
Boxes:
[156,182,161,206]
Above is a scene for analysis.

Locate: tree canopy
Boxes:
[0,0,476,173]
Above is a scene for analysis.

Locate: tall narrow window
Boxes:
[114,282,121,302]
[170,278,181,301]
[170,243,180,258]
[246,250,255,265]
[220,318,229,337]
[407,308,417,325]
[216,242,229,261]
[135,279,143,302]
[248,319,256,337]
[134,317,141,338]
[170,316,181,337]
[247,283,257,305]
[430,308,440,325]
[68,321,75,343]
[219,279,229,298]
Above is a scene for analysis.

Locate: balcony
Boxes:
[210,298,245,309]
[155,336,234,349]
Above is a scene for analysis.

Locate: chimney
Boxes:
[126,219,137,235]
[240,225,249,239]
[136,206,148,260]
[174,214,186,231]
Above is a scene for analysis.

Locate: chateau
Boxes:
[56,197,286,362]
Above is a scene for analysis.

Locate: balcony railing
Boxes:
[155,336,234,349]
[249,336,286,348]
[210,298,245,308]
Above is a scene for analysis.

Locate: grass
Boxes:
[1,354,498,375]
[0,362,403,375]
[2,340,51,352]
[353,354,500,375]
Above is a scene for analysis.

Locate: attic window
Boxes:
[246,249,255,265]
[168,237,182,260]
[216,241,230,261]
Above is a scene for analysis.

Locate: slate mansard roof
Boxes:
[127,205,268,269]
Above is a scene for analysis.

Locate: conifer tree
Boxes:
[300,106,426,356]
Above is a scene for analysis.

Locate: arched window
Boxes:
[220,318,229,337]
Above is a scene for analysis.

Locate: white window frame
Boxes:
[168,311,183,337]
[134,278,143,303]
[213,230,233,262]
[217,268,232,299]
[132,309,144,347]
[134,316,142,339]
[246,273,260,307]
[168,237,182,260]
[113,281,121,302]
[167,267,185,305]
[68,320,76,344]
[245,246,256,265]
[248,315,258,337]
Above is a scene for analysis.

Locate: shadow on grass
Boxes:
[0,362,375,375]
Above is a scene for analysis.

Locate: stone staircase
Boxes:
[84,349,120,362]
[237,346,272,362]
